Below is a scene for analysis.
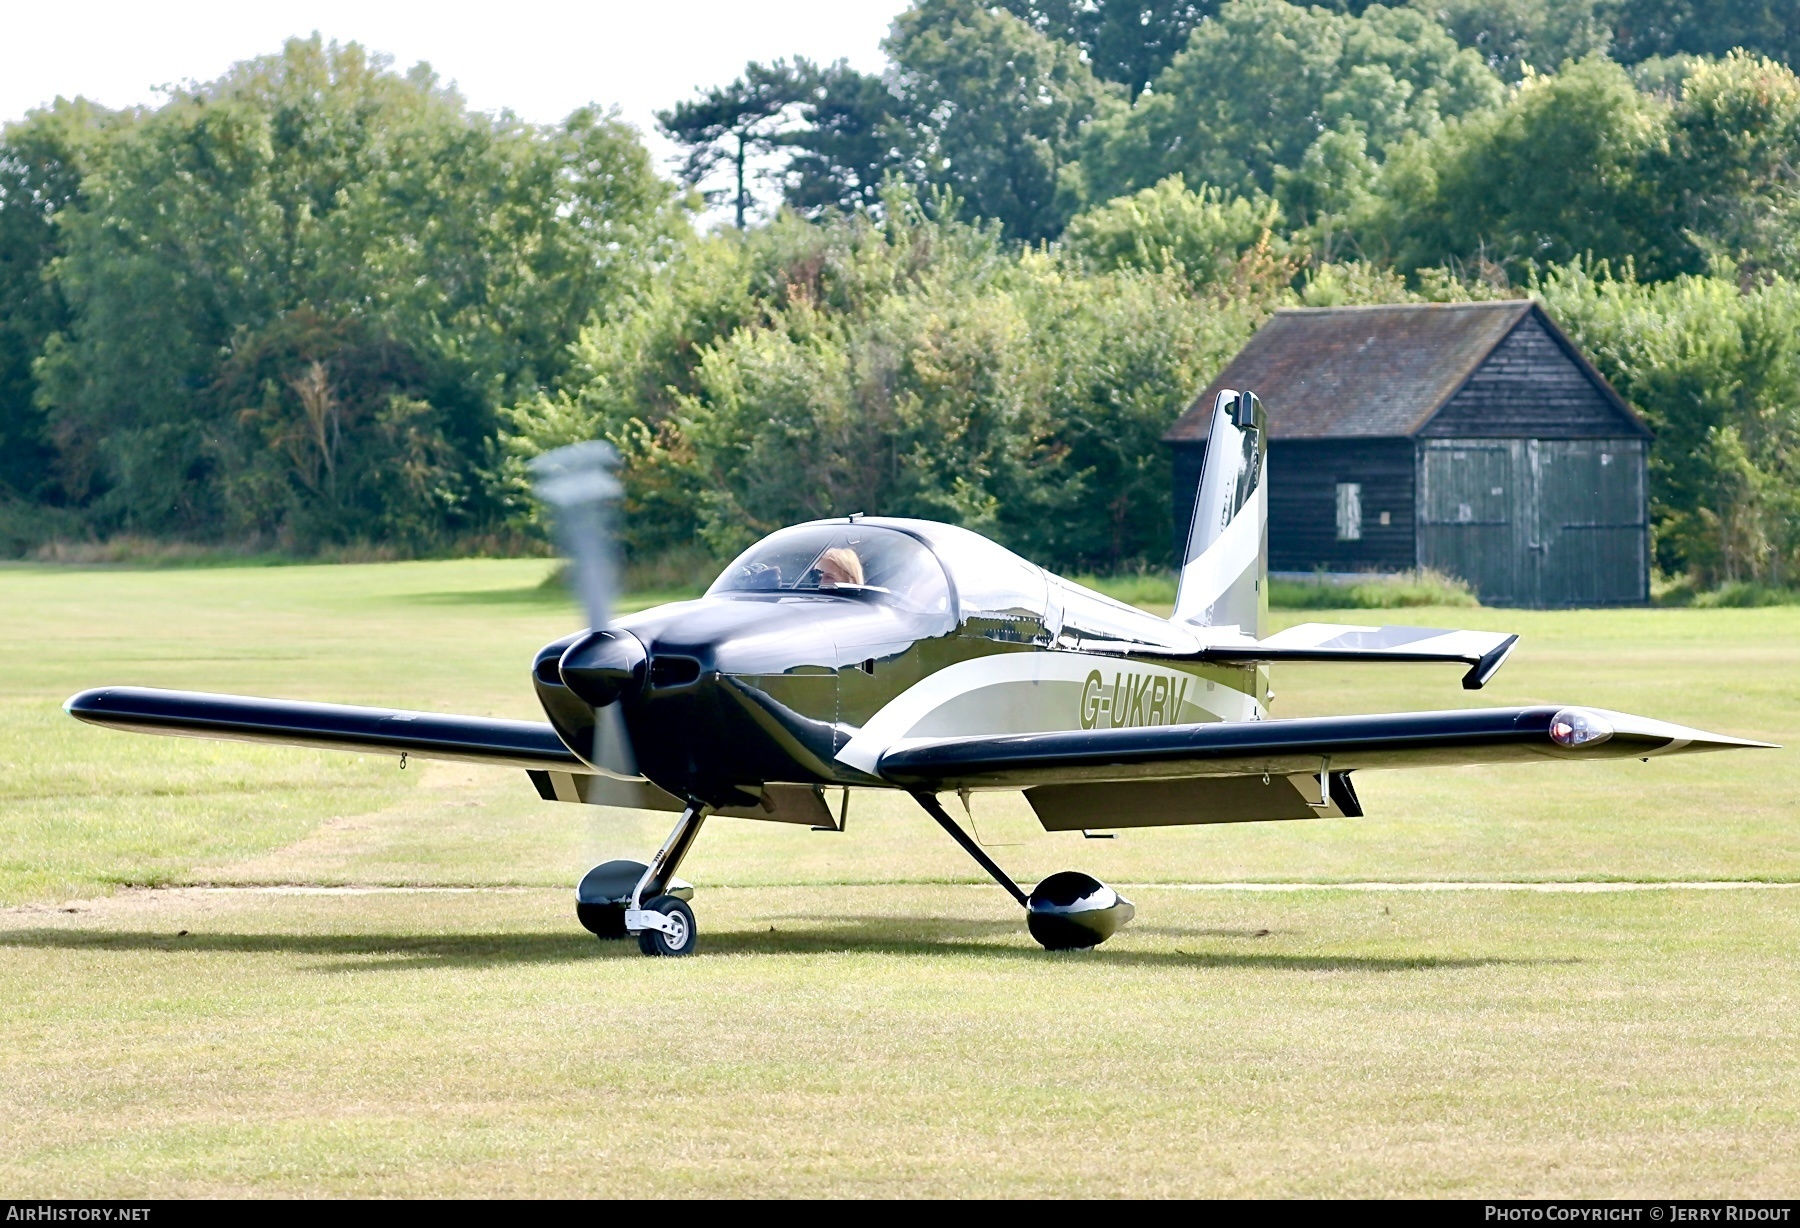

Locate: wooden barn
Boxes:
[1163,301,1653,608]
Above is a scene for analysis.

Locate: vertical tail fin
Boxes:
[1173,389,1267,636]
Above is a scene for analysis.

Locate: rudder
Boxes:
[1172,389,1267,636]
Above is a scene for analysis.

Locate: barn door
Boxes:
[1417,441,1526,604]
[1530,439,1649,606]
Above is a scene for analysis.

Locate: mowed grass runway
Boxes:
[1,560,1795,1195]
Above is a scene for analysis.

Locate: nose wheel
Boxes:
[634,895,696,956]
[576,799,709,957]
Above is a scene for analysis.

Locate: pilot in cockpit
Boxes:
[815,546,865,589]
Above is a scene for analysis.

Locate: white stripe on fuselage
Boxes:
[835,650,1260,775]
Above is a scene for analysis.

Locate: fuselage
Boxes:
[531,517,1268,807]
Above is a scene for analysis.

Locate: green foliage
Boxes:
[1358,55,1674,277]
[1062,176,1293,289]
[887,0,1126,242]
[782,61,921,216]
[204,313,464,548]
[0,498,82,558]
[657,60,813,229]
[19,38,679,549]
[1537,260,1800,587]
[1072,568,1179,609]
[1690,579,1800,607]
[0,98,121,502]
[1355,51,1800,282]
[1406,0,1800,78]
[12,6,1800,584]
[503,189,1261,571]
[996,0,1218,99]
[1607,0,1800,67]
[1655,51,1800,279]
[1406,0,1613,80]
[1074,0,1504,207]
[658,0,1800,280]
[1268,568,1480,607]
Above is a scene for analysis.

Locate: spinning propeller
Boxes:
[529,442,645,777]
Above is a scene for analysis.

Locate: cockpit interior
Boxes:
[708,517,1199,653]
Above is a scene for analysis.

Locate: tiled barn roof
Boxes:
[1164,301,1646,442]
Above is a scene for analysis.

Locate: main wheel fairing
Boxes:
[1026,871,1135,950]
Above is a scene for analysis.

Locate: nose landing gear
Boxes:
[576,799,709,956]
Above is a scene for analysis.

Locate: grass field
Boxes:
[1,559,1795,1195]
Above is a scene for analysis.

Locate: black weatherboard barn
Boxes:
[1164,302,1653,608]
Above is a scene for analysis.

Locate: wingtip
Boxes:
[64,687,105,716]
[1592,708,1781,753]
[1461,633,1521,691]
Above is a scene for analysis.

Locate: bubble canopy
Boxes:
[707,524,953,615]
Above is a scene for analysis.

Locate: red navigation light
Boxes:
[1549,707,1613,748]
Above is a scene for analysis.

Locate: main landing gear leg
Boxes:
[911,789,1028,906]
[625,799,708,957]
[910,789,1136,952]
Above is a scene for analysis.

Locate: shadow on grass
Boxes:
[763,912,1284,941]
[0,922,1566,974]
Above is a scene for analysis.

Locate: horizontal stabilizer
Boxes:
[66,686,583,772]
[1200,623,1520,689]
[877,705,1773,791]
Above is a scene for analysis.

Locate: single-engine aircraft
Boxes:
[66,390,1774,955]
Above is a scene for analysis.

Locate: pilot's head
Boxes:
[817,546,864,589]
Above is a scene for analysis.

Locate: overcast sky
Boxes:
[2,0,908,181]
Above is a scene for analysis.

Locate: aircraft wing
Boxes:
[65,686,583,772]
[876,705,1773,791]
[1194,624,1522,690]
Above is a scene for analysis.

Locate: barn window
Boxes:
[1335,483,1362,541]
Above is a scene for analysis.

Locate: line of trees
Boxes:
[659,0,1800,270]
[0,40,682,552]
[6,6,1800,586]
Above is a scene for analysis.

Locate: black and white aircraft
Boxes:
[66,391,1772,955]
